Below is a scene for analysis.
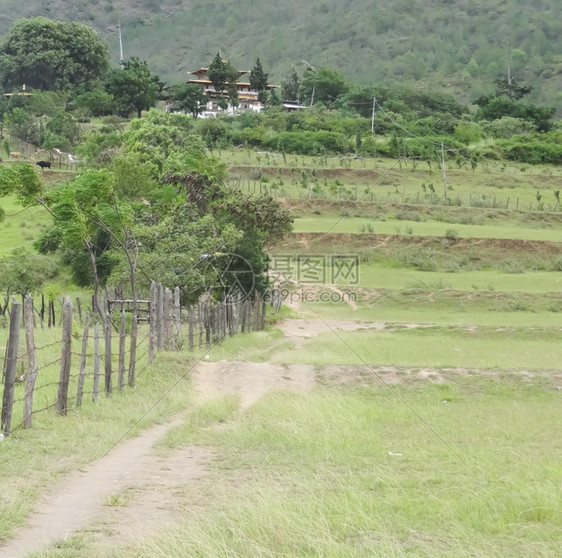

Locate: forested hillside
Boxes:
[0,0,560,106]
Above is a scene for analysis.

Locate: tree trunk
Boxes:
[86,241,103,318]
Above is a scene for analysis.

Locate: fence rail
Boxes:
[1,282,279,436]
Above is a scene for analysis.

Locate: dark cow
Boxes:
[36,161,52,170]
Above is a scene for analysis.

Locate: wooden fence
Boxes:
[1,282,279,436]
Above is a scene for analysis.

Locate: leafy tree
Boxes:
[0,162,44,207]
[46,110,81,146]
[0,252,58,300]
[207,52,239,107]
[122,110,195,175]
[105,57,164,118]
[453,122,484,145]
[211,194,293,248]
[280,68,300,102]
[475,96,555,132]
[299,66,349,107]
[26,90,68,117]
[123,208,242,304]
[4,107,39,144]
[496,78,532,100]
[111,152,158,200]
[249,58,269,92]
[483,116,537,139]
[39,169,134,316]
[73,89,116,118]
[0,17,109,92]
[167,83,207,118]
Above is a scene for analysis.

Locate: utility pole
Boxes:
[441,142,447,200]
[310,86,315,107]
[118,22,124,69]
[371,97,376,134]
[506,34,512,89]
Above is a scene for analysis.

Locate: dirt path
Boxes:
[0,417,214,558]
[0,358,316,557]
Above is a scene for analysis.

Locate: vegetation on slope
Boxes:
[0,1,560,107]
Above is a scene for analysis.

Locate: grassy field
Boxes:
[297,300,562,328]
[292,213,562,241]
[223,150,562,210]
[0,197,52,257]
[201,322,562,371]
[115,380,561,557]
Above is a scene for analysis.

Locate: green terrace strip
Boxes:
[204,324,562,371]
[299,301,562,329]
[111,383,561,557]
[225,155,562,210]
[292,214,562,242]
[275,233,562,274]
[283,200,562,228]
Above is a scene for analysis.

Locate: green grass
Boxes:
[0,196,52,256]
[269,326,562,369]
[354,265,562,292]
[293,213,562,242]
[223,150,562,210]
[299,300,562,328]
[194,327,290,363]
[117,383,562,557]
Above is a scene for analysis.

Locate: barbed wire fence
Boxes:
[1,281,281,437]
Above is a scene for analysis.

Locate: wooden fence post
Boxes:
[118,310,126,389]
[205,299,212,346]
[128,314,138,387]
[233,294,240,335]
[163,288,173,350]
[188,305,195,350]
[260,298,267,330]
[23,295,38,428]
[174,286,182,349]
[92,323,100,402]
[198,299,204,348]
[241,299,247,333]
[254,293,260,330]
[148,281,157,363]
[40,293,45,329]
[76,297,83,326]
[157,282,164,351]
[1,302,21,436]
[55,297,72,416]
[104,313,112,396]
[76,312,90,407]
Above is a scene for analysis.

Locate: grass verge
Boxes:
[118,381,562,557]
[0,353,194,541]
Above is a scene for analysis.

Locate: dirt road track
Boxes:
[0,359,316,557]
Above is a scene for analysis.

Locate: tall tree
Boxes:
[249,58,269,92]
[0,18,109,92]
[105,57,164,118]
[299,66,348,107]
[207,52,239,108]
[167,83,207,118]
[37,169,137,317]
[280,68,300,102]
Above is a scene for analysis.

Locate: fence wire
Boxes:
[2,289,269,435]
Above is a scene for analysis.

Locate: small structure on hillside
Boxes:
[166,67,278,117]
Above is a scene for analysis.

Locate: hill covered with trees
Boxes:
[0,0,560,107]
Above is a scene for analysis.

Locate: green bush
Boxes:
[263,130,348,155]
[494,136,562,165]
